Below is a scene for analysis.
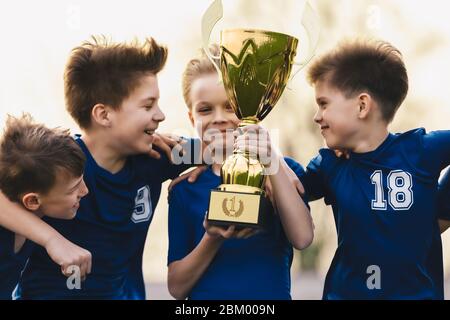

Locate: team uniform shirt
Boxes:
[300,129,450,299]
[16,137,192,299]
[0,227,33,299]
[168,157,307,300]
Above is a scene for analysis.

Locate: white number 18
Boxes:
[370,170,413,211]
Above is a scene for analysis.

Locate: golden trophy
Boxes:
[202,0,319,228]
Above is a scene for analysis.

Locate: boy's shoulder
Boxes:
[392,127,426,141]
[391,127,450,144]
[392,127,450,155]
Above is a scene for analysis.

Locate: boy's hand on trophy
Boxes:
[234,125,279,168]
[233,227,259,239]
[204,222,236,240]
[203,217,258,240]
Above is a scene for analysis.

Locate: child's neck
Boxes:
[82,132,127,174]
[351,126,390,153]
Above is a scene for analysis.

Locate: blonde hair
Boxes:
[182,45,220,109]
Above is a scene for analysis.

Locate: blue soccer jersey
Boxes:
[167,157,307,300]
[16,137,192,299]
[437,168,450,221]
[0,227,33,300]
[300,128,450,299]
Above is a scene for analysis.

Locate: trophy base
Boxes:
[207,184,273,229]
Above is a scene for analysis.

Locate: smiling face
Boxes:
[23,171,89,220]
[188,73,240,151]
[313,79,364,150]
[108,73,166,155]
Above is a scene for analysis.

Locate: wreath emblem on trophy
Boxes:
[222,196,244,217]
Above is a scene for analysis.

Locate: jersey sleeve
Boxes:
[438,167,450,221]
[422,130,450,173]
[300,152,329,202]
[283,157,310,209]
[167,187,196,265]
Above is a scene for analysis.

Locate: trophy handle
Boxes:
[290,1,321,80]
[201,0,223,75]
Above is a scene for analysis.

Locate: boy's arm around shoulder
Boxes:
[0,191,92,279]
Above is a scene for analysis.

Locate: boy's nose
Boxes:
[212,110,227,124]
[79,179,89,197]
[153,105,166,122]
[313,110,322,124]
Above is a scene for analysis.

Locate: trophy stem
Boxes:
[234,117,259,158]
[220,115,266,191]
[234,118,258,158]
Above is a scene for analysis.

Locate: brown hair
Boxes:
[65,36,168,129]
[182,45,220,109]
[0,114,86,202]
[307,39,408,123]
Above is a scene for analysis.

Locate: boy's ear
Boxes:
[188,110,194,127]
[357,93,373,119]
[91,103,112,127]
[21,193,41,211]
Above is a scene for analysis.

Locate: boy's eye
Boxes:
[198,106,212,113]
[144,105,153,110]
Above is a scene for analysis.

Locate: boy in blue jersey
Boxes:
[301,39,450,299]
[0,114,90,299]
[167,47,314,300]
[0,37,194,299]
